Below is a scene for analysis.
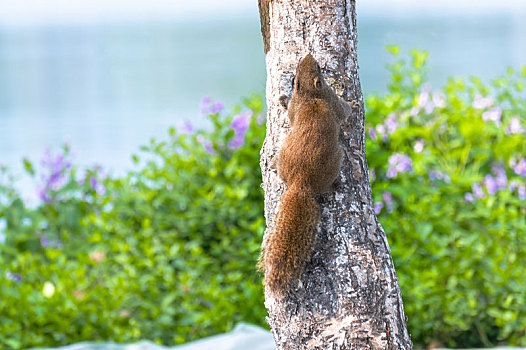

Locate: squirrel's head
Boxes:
[293,54,325,96]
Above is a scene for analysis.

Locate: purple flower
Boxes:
[484,175,498,195]
[382,191,392,205]
[6,271,22,282]
[37,188,52,204]
[178,120,194,134]
[413,139,425,153]
[200,97,224,116]
[368,127,377,141]
[370,169,376,181]
[373,202,384,215]
[429,171,450,183]
[473,94,494,109]
[410,106,420,117]
[472,183,485,199]
[209,101,224,115]
[93,165,108,179]
[418,91,429,108]
[86,175,106,196]
[228,111,252,150]
[416,85,436,114]
[204,142,216,155]
[492,165,507,190]
[231,111,251,134]
[506,117,525,135]
[196,135,216,155]
[482,107,502,127]
[228,134,245,149]
[37,148,71,203]
[90,177,97,189]
[510,157,526,176]
[376,124,387,141]
[496,173,507,190]
[387,153,413,178]
[96,186,105,196]
[257,114,265,125]
[519,185,526,200]
[200,97,212,115]
[464,193,474,203]
[385,114,398,134]
[425,101,435,114]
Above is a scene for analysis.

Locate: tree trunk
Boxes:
[258,1,413,349]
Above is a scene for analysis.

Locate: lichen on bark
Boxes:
[258,1,413,349]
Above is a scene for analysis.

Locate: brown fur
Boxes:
[259,54,347,294]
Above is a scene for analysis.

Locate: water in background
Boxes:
[1,10,525,197]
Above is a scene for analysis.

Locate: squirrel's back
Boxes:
[259,53,346,295]
[278,98,341,194]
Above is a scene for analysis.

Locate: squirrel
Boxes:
[258,53,352,294]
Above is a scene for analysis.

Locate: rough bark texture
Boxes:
[258,0,271,53]
[259,1,413,349]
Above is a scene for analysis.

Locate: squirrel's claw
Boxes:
[279,95,290,109]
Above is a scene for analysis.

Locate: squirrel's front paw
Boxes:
[279,95,290,109]
[348,100,360,110]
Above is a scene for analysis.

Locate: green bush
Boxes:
[366,47,526,348]
[0,95,266,348]
[1,50,525,349]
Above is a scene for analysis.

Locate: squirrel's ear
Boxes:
[314,77,322,89]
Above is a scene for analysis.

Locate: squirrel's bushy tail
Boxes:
[258,183,320,293]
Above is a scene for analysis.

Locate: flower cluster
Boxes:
[36,148,72,204]
[482,107,502,127]
[374,191,394,214]
[200,96,224,116]
[178,120,194,135]
[369,85,447,144]
[198,97,227,154]
[506,117,525,135]
[429,170,450,183]
[465,164,525,202]
[411,84,446,116]
[387,153,413,178]
[196,135,216,155]
[5,271,22,282]
[228,111,252,149]
[368,113,398,142]
[473,94,525,132]
[78,165,107,197]
[473,94,494,109]
[413,139,425,153]
[510,157,526,176]
[193,97,256,153]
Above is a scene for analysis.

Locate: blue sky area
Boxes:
[0,0,524,26]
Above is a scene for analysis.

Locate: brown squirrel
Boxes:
[259,54,351,294]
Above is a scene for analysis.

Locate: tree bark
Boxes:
[259,1,413,349]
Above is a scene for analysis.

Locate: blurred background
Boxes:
[1,2,526,349]
[1,0,525,199]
